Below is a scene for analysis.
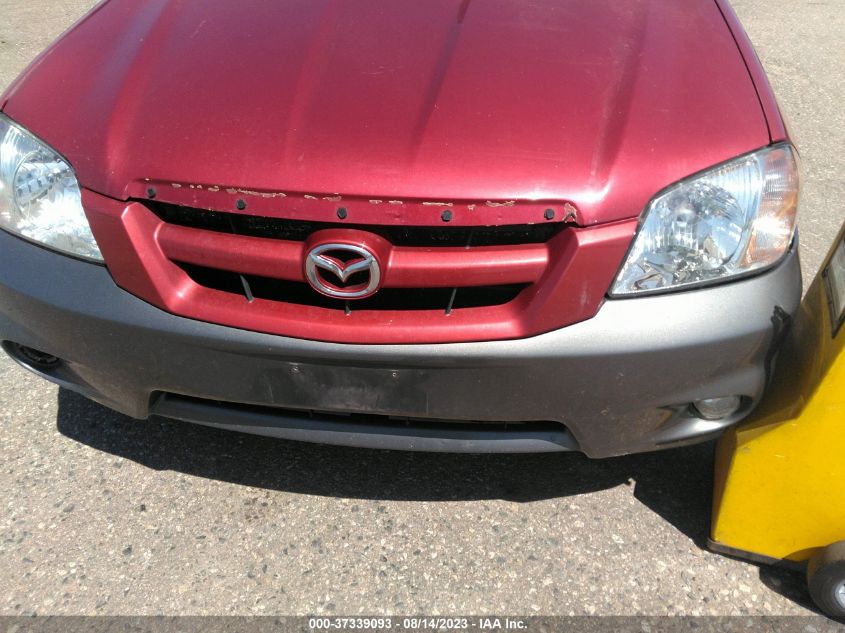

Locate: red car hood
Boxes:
[2,0,769,225]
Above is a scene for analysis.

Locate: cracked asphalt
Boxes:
[1,0,844,619]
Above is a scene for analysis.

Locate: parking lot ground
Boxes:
[0,0,843,618]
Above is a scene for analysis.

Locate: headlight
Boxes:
[0,115,102,261]
[611,143,799,296]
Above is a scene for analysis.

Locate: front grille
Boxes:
[146,201,555,315]
[179,263,528,312]
[84,191,634,343]
[148,201,564,247]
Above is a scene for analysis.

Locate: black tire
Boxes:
[808,541,845,619]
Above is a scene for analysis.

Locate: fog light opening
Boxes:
[692,396,742,421]
[9,343,61,370]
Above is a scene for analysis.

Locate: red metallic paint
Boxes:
[0,0,786,344]
[3,0,770,228]
[82,189,636,345]
[157,225,305,283]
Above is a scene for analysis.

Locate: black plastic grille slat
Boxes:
[178,263,526,311]
[147,201,563,247]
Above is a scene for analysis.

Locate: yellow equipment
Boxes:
[711,221,845,619]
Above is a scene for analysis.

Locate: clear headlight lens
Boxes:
[0,115,102,261]
[611,144,799,296]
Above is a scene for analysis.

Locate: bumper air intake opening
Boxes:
[151,393,581,454]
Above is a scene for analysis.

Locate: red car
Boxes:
[0,0,800,457]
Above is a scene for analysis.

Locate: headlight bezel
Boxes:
[609,142,799,298]
[0,113,103,264]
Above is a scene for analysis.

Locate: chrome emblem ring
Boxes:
[304,243,382,299]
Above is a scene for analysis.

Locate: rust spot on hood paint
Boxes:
[563,202,578,223]
[225,188,288,199]
[136,180,582,228]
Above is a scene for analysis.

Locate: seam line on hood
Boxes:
[711,0,774,144]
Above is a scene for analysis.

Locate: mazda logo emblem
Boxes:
[305,243,382,299]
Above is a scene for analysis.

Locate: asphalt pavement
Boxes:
[1,0,843,618]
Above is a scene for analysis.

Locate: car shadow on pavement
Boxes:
[55,389,711,526]
[56,387,812,610]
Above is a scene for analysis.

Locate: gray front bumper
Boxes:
[0,229,801,458]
